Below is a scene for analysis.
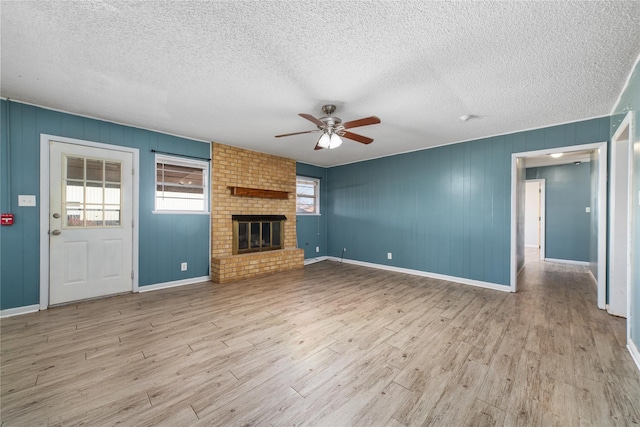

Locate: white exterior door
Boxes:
[49,141,133,305]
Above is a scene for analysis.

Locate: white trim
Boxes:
[152,210,211,215]
[609,111,633,318]
[327,257,511,293]
[137,276,211,292]
[629,339,640,373]
[597,144,608,310]
[304,256,329,265]
[544,258,590,266]
[40,134,140,309]
[510,142,607,308]
[525,244,538,248]
[628,340,640,373]
[0,304,40,318]
[510,155,523,292]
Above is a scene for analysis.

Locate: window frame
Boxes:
[153,154,210,214]
[296,176,320,216]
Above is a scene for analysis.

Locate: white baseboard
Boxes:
[138,276,212,292]
[544,258,590,266]
[304,256,329,266]
[0,277,211,317]
[326,257,511,293]
[0,304,40,318]
[629,339,640,373]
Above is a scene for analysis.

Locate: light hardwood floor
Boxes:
[1,259,639,426]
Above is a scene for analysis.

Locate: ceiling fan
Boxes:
[275,104,380,150]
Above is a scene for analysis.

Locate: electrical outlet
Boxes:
[316,246,320,253]
[387,252,393,260]
[181,262,187,271]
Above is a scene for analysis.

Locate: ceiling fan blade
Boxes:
[299,113,325,127]
[275,129,319,138]
[314,143,324,150]
[342,131,373,145]
[342,116,381,129]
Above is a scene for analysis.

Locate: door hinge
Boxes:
[131,270,134,279]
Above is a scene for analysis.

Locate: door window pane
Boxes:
[105,162,121,183]
[86,159,103,181]
[66,181,84,203]
[86,182,103,204]
[67,157,84,180]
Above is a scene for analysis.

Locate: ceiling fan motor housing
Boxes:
[321,104,337,115]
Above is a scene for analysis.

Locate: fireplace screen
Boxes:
[232,215,285,254]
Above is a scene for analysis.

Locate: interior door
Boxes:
[525,181,541,259]
[49,141,133,305]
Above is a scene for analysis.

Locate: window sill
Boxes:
[152,210,211,215]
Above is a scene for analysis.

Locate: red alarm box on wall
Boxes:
[1,213,14,226]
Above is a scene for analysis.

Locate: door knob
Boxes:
[51,229,61,235]
[52,213,60,219]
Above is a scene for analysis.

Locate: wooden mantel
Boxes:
[228,186,289,199]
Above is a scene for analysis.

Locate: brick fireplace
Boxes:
[210,143,304,283]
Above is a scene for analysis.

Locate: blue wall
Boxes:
[0,100,614,309]
[611,60,639,349]
[295,163,328,259]
[326,117,610,287]
[527,163,591,262]
[0,100,211,310]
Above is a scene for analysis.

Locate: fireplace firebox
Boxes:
[232,215,286,255]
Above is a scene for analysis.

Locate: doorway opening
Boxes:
[510,142,607,310]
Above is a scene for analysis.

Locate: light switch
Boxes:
[18,195,36,207]
[585,207,590,213]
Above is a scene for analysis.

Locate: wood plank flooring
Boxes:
[1,258,639,426]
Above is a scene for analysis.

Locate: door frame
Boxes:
[609,112,633,319]
[39,134,140,309]
[525,179,546,260]
[510,142,607,309]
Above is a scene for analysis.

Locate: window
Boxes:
[296,176,320,214]
[155,155,209,213]
[64,155,122,227]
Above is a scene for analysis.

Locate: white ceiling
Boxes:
[2,1,639,167]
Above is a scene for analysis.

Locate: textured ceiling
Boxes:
[2,1,639,167]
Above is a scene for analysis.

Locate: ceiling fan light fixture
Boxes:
[317,131,331,149]
[329,132,342,149]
